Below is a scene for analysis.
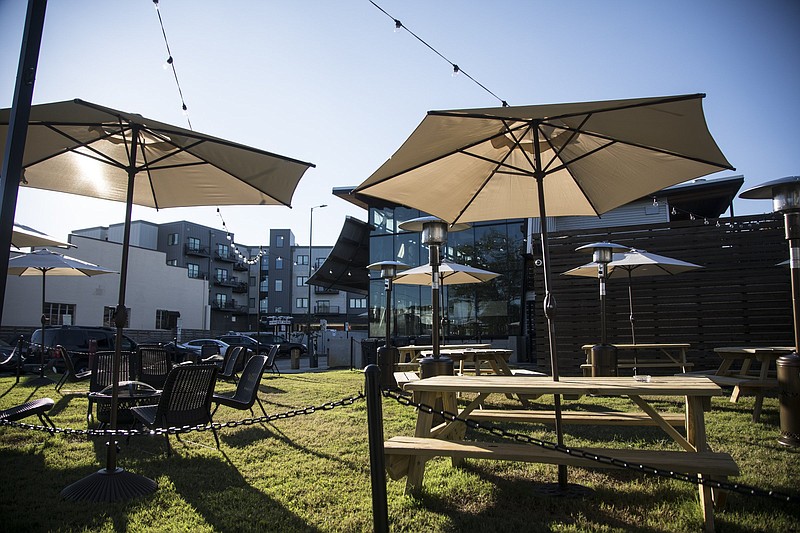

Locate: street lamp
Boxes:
[367,260,410,387]
[740,176,800,447]
[576,241,629,376]
[307,204,327,368]
[398,216,469,378]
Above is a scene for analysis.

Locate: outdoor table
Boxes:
[87,380,161,427]
[712,346,793,422]
[395,344,491,363]
[419,348,514,376]
[581,343,692,375]
[386,375,736,532]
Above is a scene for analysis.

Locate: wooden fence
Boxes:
[531,213,792,374]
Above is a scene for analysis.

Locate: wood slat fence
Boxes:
[531,213,792,374]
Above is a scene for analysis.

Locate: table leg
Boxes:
[752,356,772,423]
[686,395,716,533]
[406,390,437,494]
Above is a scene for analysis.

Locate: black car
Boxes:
[28,325,138,373]
[217,334,269,356]
[243,332,307,358]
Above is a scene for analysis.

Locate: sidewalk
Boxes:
[274,354,336,374]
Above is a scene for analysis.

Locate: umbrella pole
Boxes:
[62,127,157,502]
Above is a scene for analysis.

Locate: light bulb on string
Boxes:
[394,19,402,32]
[452,64,460,77]
[162,56,173,70]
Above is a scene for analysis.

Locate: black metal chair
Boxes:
[0,398,56,429]
[218,346,246,383]
[264,344,280,376]
[136,344,172,390]
[54,345,91,392]
[212,354,269,417]
[130,364,219,456]
[86,350,134,426]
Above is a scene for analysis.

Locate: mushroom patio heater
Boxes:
[367,260,409,388]
[576,242,629,376]
[398,216,469,378]
[740,176,800,447]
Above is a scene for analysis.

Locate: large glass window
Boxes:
[44,302,75,326]
[296,297,308,309]
[275,257,284,270]
[296,275,308,286]
[217,243,230,259]
[215,268,228,283]
[187,263,199,278]
[215,294,227,307]
[187,237,201,252]
[296,254,308,265]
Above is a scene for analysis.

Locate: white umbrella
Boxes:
[392,260,500,286]
[563,249,702,343]
[11,223,73,249]
[7,248,117,381]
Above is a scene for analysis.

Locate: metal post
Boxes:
[365,365,389,533]
[307,204,326,368]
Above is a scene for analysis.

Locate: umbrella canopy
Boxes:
[393,260,501,286]
[11,223,73,249]
[0,98,314,501]
[8,248,116,277]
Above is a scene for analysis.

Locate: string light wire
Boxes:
[216,208,265,265]
[153,0,192,129]
[369,1,508,107]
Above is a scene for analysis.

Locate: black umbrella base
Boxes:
[530,482,595,498]
[61,467,157,502]
[22,375,56,387]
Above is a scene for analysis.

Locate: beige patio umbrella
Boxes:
[0,98,314,501]
[354,93,733,490]
[11,223,73,249]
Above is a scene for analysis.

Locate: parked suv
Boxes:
[244,332,307,358]
[217,333,270,356]
[28,325,138,373]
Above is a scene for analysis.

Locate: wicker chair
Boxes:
[130,364,219,456]
[136,344,172,390]
[54,345,92,392]
[0,398,56,429]
[86,350,134,426]
[212,354,269,417]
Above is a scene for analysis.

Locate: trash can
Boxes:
[360,338,384,368]
[290,347,301,370]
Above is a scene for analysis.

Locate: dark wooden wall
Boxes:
[531,214,792,375]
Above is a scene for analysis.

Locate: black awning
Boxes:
[307,216,372,295]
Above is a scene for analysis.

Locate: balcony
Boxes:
[213,276,247,292]
[314,286,339,295]
[314,305,340,315]
[211,300,248,314]
[233,262,249,271]
[214,250,236,263]
[185,244,210,257]
[188,271,208,281]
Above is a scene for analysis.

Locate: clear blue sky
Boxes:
[2,0,798,248]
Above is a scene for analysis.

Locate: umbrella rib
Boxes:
[28,124,129,171]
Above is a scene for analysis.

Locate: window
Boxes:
[316,300,330,313]
[349,298,367,309]
[249,298,256,308]
[187,263,200,278]
[297,254,308,265]
[217,243,229,259]
[249,276,256,287]
[275,279,283,292]
[155,309,179,330]
[275,257,284,270]
[215,268,228,283]
[296,297,308,308]
[44,302,75,326]
[166,259,177,266]
[188,237,201,252]
[215,293,227,307]
[275,235,284,247]
[296,275,308,286]
[168,233,179,245]
[103,305,130,328]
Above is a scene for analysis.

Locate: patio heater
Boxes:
[576,242,629,377]
[740,176,800,447]
[367,260,409,388]
[398,216,469,378]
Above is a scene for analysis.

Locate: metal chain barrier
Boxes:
[0,392,365,438]
[382,388,799,504]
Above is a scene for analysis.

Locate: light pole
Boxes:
[576,241,629,376]
[740,176,800,447]
[307,204,327,368]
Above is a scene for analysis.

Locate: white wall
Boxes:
[3,235,209,329]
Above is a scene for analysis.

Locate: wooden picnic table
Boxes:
[581,343,693,375]
[395,343,491,363]
[712,346,793,422]
[385,375,737,533]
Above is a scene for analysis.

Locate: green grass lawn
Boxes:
[1,369,799,532]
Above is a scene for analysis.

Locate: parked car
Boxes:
[28,325,138,373]
[243,332,307,358]
[0,338,20,371]
[178,338,230,358]
[217,333,269,356]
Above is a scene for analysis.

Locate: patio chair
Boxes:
[86,350,133,426]
[54,345,92,392]
[218,346,247,383]
[136,344,172,390]
[212,354,269,418]
[0,397,56,429]
[264,344,280,376]
[130,364,219,456]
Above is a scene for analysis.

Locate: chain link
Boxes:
[0,392,365,438]
[382,388,798,504]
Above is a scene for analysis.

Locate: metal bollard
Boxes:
[364,365,389,533]
[591,343,618,377]
[777,352,800,447]
[377,345,399,389]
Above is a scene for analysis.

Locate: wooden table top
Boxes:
[714,346,794,355]
[581,343,690,350]
[404,375,723,397]
[397,343,492,352]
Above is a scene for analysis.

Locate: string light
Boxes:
[369,1,509,107]
[153,0,192,130]
[216,208,265,265]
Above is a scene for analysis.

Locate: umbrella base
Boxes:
[22,375,57,387]
[419,355,454,379]
[530,482,595,498]
[61,467,157,502]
